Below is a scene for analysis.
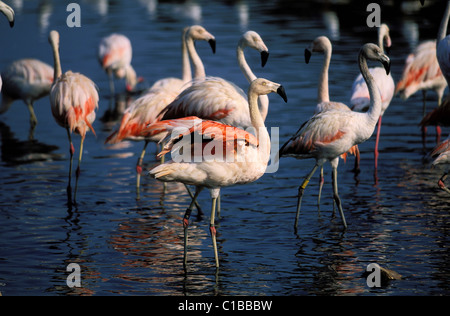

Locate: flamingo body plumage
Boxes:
[350,24,395,170]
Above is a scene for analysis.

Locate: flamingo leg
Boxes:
[73,135,85,204]
[318,166,324,210]
[183,187,202,268]
[184,185,204,217]
[331,166,347,229]
[374,116,382,169]
[210,196,219,268]
[438,172,450,195]
[108,71,115,97]
[295,164,319,229]
[136,141,149,199]
[26,102,37,139]
[66,127,74,205]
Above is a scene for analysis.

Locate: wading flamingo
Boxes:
[105,25,216,196]
[0,59,54,139]
[0,0,14,28]
[350,24,395,170]
[98,33,140,95]
[0,0,14,93]
[430,134,450,195]
[279,43,390,230]
[49,30,99,204]
[148,78,287,268]
[304,35,360,208]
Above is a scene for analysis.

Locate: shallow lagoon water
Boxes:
[0,0,450,296]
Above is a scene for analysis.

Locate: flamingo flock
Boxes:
[1,0,450,270]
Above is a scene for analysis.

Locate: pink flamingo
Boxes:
[350,24,395,170]
[148,78,287,268]
[98,33,140,95]
[0,0,14,28]
[280,43,390,230]
[0,59,54,139]
[105,25,216,195]
[49,30,99,203]
[304,35,360,207]
[430,134,450,195]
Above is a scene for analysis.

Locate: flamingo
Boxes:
[98,33,140,95]
[0,0,14,28]
[304,35,360,208]
[430,134,450,195]
[148,78,287,268]
[396,40,447,142]
[159,30,270,128]
[49,30,99,204]
[105,25,216,195]
[279,43,390,230]
[350,24,395,170]
[0,59,54,139]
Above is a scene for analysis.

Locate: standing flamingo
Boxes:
[49,30,99,204]
[430,134,450,195]
[304,35,360,208]
[105,25,216,196]
[0,59,54,139]
[148,78,287,268]
[279,43,390,230]
[0,0,14,28]
[98,33,140,95]
[350,24,395,170]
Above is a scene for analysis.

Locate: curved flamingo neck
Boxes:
[359,51,381,124]
[438,1,450,42]
[186,35,205,80]
[318,44,332,103]
[248,89,270,158]
[237,41,269,121]
[181,28,192,83]
[51,39,62,82]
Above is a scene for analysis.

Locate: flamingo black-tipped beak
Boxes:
[261,51,269,67]
[277,86,288,103]
[420,0,424,6]
[382,59,391,76]
[9,20,14,27]
[305,48,312,64]
[208,39,216,54]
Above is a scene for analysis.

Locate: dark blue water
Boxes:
[0,0,449,296]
